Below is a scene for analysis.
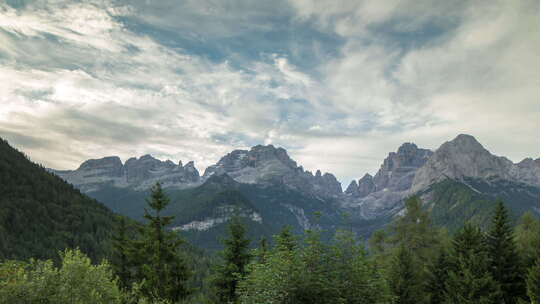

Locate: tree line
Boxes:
[2,184,540,304]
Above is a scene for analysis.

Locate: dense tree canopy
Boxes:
[0,138,118,261]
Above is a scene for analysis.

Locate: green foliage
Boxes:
[444,224,501,304]
[114,183,191,303]
[0,249,121,304]
[486,202,526,304]
[211,216,252,303]
[0,138,117,261]
[515,212,540,269]
[422,179,496,232]
[369,195,444,300]
[527,259,540,304]
[238,228,391,304]
[390,196,441,262]
[387,245,424,304]
[425,249,451,304]
[85,174,344,251]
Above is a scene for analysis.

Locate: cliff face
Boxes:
[344,143,433,219]
[51,154,201,192]
[203,145,342,199]
[411,134,540,193]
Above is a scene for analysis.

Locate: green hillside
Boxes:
[83,174,345,250]
[422,177,540,231]
[0,138,119,261]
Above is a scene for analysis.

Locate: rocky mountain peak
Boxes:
[345,180,359,195]
[372,142,433,192]
[343,143,432,219]
[76,156,124,179]
[202,144,341,199]
[78,156,122,172]
[410,134,514,192]
[53,154,201,192]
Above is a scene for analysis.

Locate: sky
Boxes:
[1,0,539,186]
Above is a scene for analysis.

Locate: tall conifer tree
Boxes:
[445,224,500,304]
[121,183,191,302]
[486,201,526,303]
[212,215,251,303]
[527,259,540,304]
[388,245,424,304]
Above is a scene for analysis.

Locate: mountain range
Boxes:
[49,134,540,248]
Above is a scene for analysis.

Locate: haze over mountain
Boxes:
[49,133,540,248]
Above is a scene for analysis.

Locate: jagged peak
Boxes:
[345,180,358,193]
[139,154,157,161]
[78,156,122,170]
[397,142,418,153]
[184,160,196,168]
[447,134,484,149]
[359,173,373,181]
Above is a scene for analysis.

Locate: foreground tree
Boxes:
[425,249,451,304]
[527,259,540,304]
[486,202,526,304]
[117,183,191,302]
[388,245,425,304]
[238,228,391,304]
[445,224,501,304]
[211,215,251,303]
[515,212,540,269]
[0,249,121,304]
[390,196,440,261]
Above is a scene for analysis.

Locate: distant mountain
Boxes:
[203,145,342,199]
[49,134,540,246]
[50,155,201,192]
[0,138,119,261]
[411,134,540,192]
[53,145,344,249]
[343,143,433,220]
[343,134,540,234]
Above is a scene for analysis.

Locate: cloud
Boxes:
[0,0,539,187]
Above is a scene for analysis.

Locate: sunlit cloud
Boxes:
[0,0,538,185]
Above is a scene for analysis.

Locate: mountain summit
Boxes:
[411,134,540,192]
[53,144,341,199]
[51,155,201,192]
[203,144,342,199]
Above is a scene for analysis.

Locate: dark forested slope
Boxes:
[0,138,117,261]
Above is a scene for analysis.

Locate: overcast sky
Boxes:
[1,0,539,185]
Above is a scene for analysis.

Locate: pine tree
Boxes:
[445,224,501,304]
[486,201,526,304]
[515,212,540,269]
[276,225,297,252]
[388,245,424,304]
[425,249,450,304]
[212,215,251,303]
[527,259,540,304]
[129,183,191,302]
[391,196,440,262]
[111,216,131,289]
[257,237,268,263]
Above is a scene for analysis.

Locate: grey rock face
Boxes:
[52,155,201,192]
[203,145,342,199]
[410,134,540,192]
[373,143,433,192]
[345,174,376,198]
[344,143,433,219]
[357,174,376,197]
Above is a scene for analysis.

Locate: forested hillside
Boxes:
[0,138,118,261]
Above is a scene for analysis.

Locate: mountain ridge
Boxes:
[48,134,540,244]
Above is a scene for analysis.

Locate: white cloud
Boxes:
[0,0,539,187]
